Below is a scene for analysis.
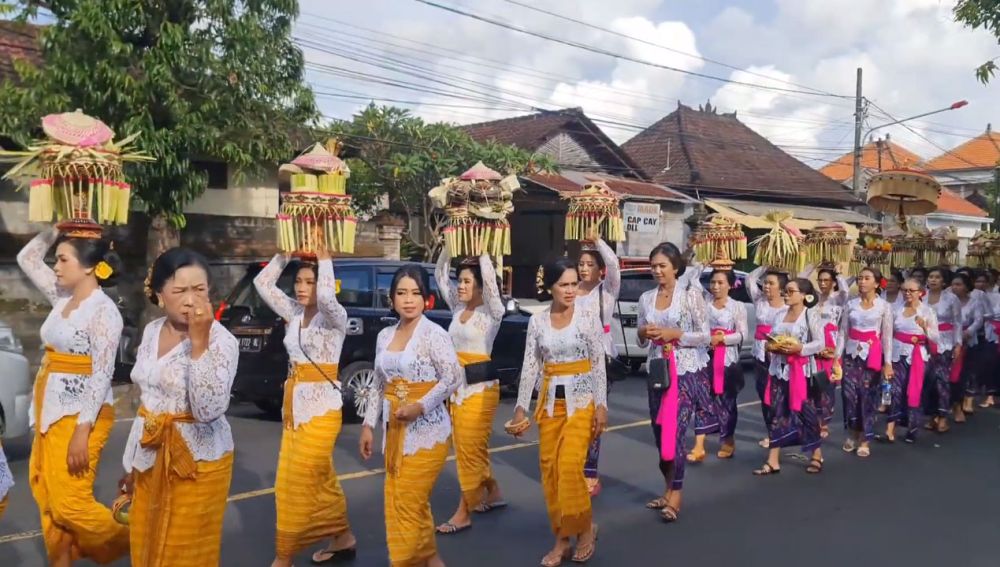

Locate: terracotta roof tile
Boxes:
[924,129,1000,171]
[461,109,645,178]
[820,139,924,182]
[524,170,695,203]
[935,188,989,218]
[0,21,41,84]
[622,103,859,206]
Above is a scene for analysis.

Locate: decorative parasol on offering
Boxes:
[562,181,625,243]
[803,222,851,268]
[276,141,357,257]
[866,168,941,229]
[690,214,747,268]
[751,211,804,274]
[0,110,153,238]
[428,161,519,258]
[850,225,892,275]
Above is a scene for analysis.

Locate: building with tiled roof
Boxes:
[622,102,860,208]
[819,135,923,185]
[0,20,41,84]
[924,125,1000,211]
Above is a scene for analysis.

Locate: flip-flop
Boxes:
[310,546,357,565]
[571,525,599,563]
[436,521,472,535]
[660,505,680,523]
[473,500,508,514]
[645,495,669,510]
[753,463,781,476]
[857,446,871,458]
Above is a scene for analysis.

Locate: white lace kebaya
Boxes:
[707,298,749,367]
[924,292,964,353]
[364,316,464,456]
[835,297,894,365]
[516,307,609,418]
[636,285,711,376]
[575,238,621,357]
[123,319,239,472]
[0,445,12,501]
[768,307,824,380]
[891,305,940,365]
[254,255,347,427]
[17,230,122,432]
[747,266,787,364]
[435,251,504,405]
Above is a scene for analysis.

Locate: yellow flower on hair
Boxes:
[94,261,114,281]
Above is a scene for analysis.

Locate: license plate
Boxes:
[621,314,637,327]
[238,336,263,352]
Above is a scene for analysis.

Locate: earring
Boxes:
[157,296,164,309]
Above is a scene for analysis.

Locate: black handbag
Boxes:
[463,360,494,385]
[647,356,672,392]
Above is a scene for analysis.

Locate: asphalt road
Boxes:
[2,372,999,567]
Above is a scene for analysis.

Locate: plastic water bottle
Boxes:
[881,381,892,407]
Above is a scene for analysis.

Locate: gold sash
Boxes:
[384,378,437,477]
[34,347,93,426]
[535,359,592,422]
[283,363,339,429]
[456,352,490,367]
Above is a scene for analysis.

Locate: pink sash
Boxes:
[816,323,838,374]
[930,323,954,356]
[848,328,883,372]
[754,324,772,342]
[991,321,1000,353]
[949,327,967,384]
[764,354,808,412]
[653,340,680,462]
[894,332,927,408]
[711,328,734,395]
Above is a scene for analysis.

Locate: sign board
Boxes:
[623,202,660,234]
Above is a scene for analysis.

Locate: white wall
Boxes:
[183,171,279,218]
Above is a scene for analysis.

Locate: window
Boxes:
[335,267,374,307]
[192,160,228,189]
[619,272,654,302]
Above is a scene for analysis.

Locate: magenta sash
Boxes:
[711,328,734,395]
[754,324,772,342]
[786,353,809,412]
[894,332,927,408]
[848,328,883,372]
[991,321,1000,353]
[930,323,954,356]
[653,340,680,462]
[816,323,838,374]
[949,329,967,384]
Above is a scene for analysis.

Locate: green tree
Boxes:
[954,0,1000,83]
[328,104,557,260]
[0,0,318,257]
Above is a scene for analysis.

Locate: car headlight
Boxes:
[0,324,24,354]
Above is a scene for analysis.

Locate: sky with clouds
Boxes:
[296,0,1000,169]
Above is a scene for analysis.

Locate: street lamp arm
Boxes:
[863,100,969,140]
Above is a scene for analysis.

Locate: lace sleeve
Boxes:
[968,295,986,337]
[479,254,505,321]
[950,297,963,345]
[516,314,543,413]
[316,259,347,332]
[748,265,766,305]
[419,324,464,412]
[78,301,122,426]
[727,301,748,346]
[835,301,850,359]
[364,330,389,429]
[680,288,710,347]
[636,291,651,349]
[801,309,824,357]
[881,302,893,366]
[187,325,237,422]
[596,239,620,300]
[585,319,608,409]
[16,229,61,305]
[253,254,298,322]
[924,306,940,344]
[435,249,459,312]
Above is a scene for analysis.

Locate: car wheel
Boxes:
[342,361,376,423]
[254,399,282,417]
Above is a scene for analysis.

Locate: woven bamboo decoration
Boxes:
[690,214,747,265]
[751,211,804,274]
[428,161,519,259]
[803,222,851,267]
[563,181,625,242]
[0,110,153,237]
[276,142,356,257]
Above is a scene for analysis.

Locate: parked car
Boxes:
[218,259,531,422]
[611,268,757,373]
[113,296,139,384]
[0,320,32,439]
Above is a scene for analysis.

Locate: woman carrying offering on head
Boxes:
[510,257,607,566]
[747,265,790,448]
[704,269,748,459]
[253,250,357,566]
[434,249,506,534]
[804,265,851,438]
[17,227,129,566]
[360,266,463,567]
[122,248,238,567]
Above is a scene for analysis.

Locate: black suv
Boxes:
[218,259,531,422]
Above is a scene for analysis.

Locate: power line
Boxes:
[412,0,855,100]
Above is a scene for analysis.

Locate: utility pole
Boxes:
[851,67,865,200]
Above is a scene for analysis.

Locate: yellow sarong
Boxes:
[130,452,234,567]
[384,377,446,566]
[539,399,595,537]
[283,362,339,429]
[275,409,351,558]
[0,496,7,520]
[28,349,129,564]
[452,352,499,508]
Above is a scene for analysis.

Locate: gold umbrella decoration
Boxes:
[690,214,747,268]
[866,167,941,229]
[276,141,357,257]
[850,225,892,275]
[803,222,851,268]
[0,110,153,238]
[563,181,625,242]
[751,211,804,274]
[428,161,519,258]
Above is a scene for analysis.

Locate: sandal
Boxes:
[937,419,950,433]
[842,439,857,453]
[310,546,357,565]
[436,521,471,535]
[716,444,735,459]
[473,500,508,514]
[978,399,995,409]
[645,495,670,510]
[541,548,572,567]
[820,426,830,439]
[660,505,680,523]
[686,449,707,463]
[857,446,871,458]
[585,478,602,497]
[571,525,599,563]
[924,419,937,431]
[753,463,781,476]
[806,458,824,474]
